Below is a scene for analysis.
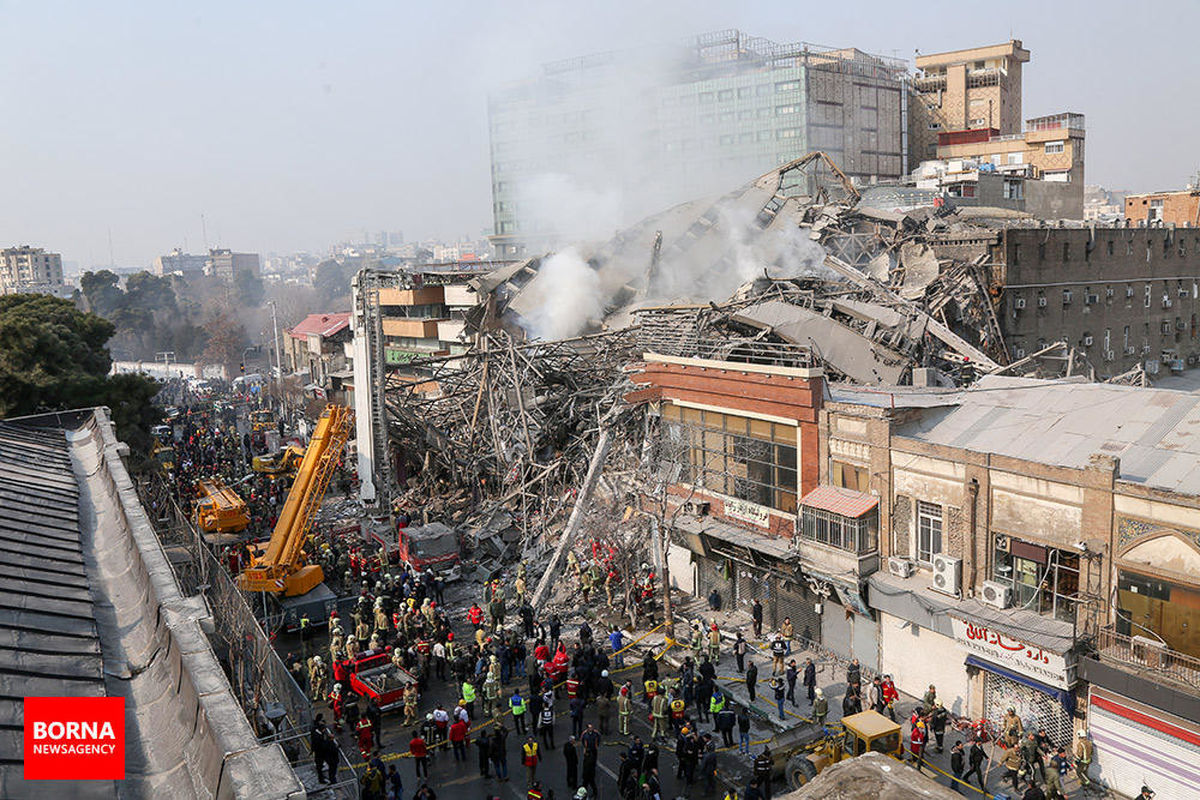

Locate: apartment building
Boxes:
[1125,189,1200,228]
[489,29,907,257]
[206,248,261,281]
[0,245,64,294]
[909,40,1030,162]
[154,248,208,277]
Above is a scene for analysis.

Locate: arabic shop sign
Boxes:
[950,616,1075,689]
[722,497,772,528]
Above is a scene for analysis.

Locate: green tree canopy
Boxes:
[0,294,160,456]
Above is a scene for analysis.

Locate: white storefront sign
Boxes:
[950,616,1074,689]
[722,497,771,527]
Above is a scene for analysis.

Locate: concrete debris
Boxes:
[777,752,963,800]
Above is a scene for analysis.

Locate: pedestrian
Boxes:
[409,730,430,779]
[610,626,625,669]
[745,660,758,703]
[780,617,794,655]
[701,738,718,792]
[963,739,988,792]
[387,764,403,800]
[715,702,735,747]
[949,741,966,795]
[847,659,861,694]
[490,727,509,782]
[581,744,598,797]
[366,697,383,747]
[753,747,773,800]
[449,716,468,762]
[771,676,786,720]
[802,657,816,704]
[751,600,763,638]
[522,736,540,786]
[1023,778,1046,800]
[310,715,333,785]
[734,632,748,673]
[511,689,529,734]
[1021,731,1047,782]
[538,703,555,750]
[812,688,828,728]
[413,783,437,800]
[784,660,798,706]
[476,733,491,778]
[910,720,927,774]
[737,706,752,754]
[564,735,579,789]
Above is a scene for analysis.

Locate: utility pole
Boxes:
[268,300,285,424]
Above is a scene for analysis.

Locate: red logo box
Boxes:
[24,697,125,780]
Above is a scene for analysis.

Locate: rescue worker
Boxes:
[618,683,633,735]
[708,622,721,663]
[522,737,540,786]
[1002,707,1024,747]
[356,714,375,760]
[812,688,828,728]
[651,690,669,740]
[909,719,927,774]
[1073,729,1094,789]
[511,689,529,734]
[769,634,787,675]
[461,678,477,720]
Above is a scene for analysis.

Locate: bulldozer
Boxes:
[251,444,305,476]
[769,710,903,789]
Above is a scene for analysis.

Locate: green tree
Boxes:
[78,269,124,317]
[234,269,265,307]
[0,294,160,456]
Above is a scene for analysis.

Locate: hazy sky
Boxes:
[2,1,1196,267]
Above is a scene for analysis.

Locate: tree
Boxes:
[200,312,249,370]
[78,270,124,317]
[0,294,160,457]
[234,269,265,308]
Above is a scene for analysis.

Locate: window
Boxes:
[832,461,868,492]
[1044,141,1065,154]
[993,539,1080,622]
[699,92,714,103]
[659,404,798,513]
[800,507,878,554]
[916,501,943,564]
[737,86,752,99]
[776,104,798,116]
[1145,284,1152,308]
[927,122,941,131]
[775,80,801,93]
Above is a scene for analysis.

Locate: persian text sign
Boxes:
[722,497,771,528]
[950,617,1074,689]
[24,697,125,780]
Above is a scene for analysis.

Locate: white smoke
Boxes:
[514,173,623,244]
[518,247,605,340]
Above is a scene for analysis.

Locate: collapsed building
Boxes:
[350,150,1200,599]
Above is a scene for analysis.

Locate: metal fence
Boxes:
[1096,626,1200,688]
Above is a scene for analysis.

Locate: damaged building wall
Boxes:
[995,226,1200,376]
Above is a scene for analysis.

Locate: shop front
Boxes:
[950,613,1078,748]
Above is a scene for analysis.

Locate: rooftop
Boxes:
[0,409,300,799]
[894,375,1200,496]
[288,311,351,340]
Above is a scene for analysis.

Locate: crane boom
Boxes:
[238,403,354,596]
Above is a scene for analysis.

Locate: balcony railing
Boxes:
[1095,626,1200,687]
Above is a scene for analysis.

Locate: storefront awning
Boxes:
[799,485,878,518]
[965,655,1076,715]
[672,514,795,562]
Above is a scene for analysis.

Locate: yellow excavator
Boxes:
[237,403,353,596]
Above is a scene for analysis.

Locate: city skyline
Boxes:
[1,1,1196,265]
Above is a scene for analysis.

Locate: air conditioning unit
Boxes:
[1014,297,1026,310]
[1062,290,1073,305]
[980,580,1012,609]
[1104,350,1115,362]
[1145,359,1161,375]
[1106,287,1115,298]
[1082,335,1094,346]
[1086,294,1099,305]
[931,554,963,598]
[1126,286,1135,298]
[682,500,711,516]
[888,557,914,579]
[994,534,1011,552]
[1162,322,1173,335]
[1037,296,1048,308]
[1163,295,1173,308]
[1125,346,1137,355]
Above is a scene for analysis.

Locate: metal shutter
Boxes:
[1088,690,1200,800]
[983,671,1073,750]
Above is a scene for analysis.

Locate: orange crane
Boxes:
[238,403,353,596]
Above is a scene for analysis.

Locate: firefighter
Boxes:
[618,683,633,735]
[356,714,374,760]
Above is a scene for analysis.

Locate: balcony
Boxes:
[1093,626,1200,689]
[912,74,946,93]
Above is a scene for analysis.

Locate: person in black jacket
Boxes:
[950,741,966,795]
[803,657,817,703]
[563,736,579,789]
[963,740,989,792]
[753,747,774,800]
[745,660,758,702]
[715,705,736,747]
[581,744,598,798]
[752,600,764,638]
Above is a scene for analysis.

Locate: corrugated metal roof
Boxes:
[894,376,1200,496]
[800,485,879,518]
[287,311,350,340]
[0,423,108,795]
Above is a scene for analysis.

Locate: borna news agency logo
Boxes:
[24,697,125,781]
